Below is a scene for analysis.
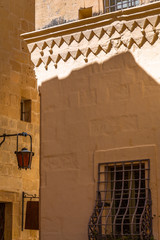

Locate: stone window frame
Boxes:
[89,159,152,239]
[92,145,158,239]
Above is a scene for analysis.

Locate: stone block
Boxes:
[46,153,79,170]
[10,60,21,73]
[20,19,29,32]
[68,92,79,107]
[10,71,21,84]
[79,89,97,106]
[0,1,39,239]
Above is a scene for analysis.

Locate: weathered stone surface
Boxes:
[0,1,39,239]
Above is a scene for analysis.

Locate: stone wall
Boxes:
[0,0,39,239]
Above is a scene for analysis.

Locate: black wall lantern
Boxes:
[0,132,34,169]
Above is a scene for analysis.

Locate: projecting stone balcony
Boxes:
[22,1,160,85]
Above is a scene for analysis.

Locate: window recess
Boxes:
[20,98,31,122]
[0,202,12,240]
[104,0,139,13]
[88,159,152,240]
[0,203,5,240]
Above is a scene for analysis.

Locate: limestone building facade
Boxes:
[23,0,160,240]
[0,0,39,239]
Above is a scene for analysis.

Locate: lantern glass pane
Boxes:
[17,152,31,168]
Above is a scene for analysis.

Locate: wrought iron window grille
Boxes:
[104,0,160,13]
[104,0,139,13]
[88,159,152,240]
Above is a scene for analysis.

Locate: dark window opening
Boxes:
[88,160,152,240]
[0,202,12,240]
[21,99,31,122]
[0,203,5,240]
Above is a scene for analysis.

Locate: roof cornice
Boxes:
[21,1,160,85]
[21,1,160,43]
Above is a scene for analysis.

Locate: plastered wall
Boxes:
[40,52,160,239]
[35,0,104,29]
[0,0,39,239]
[35,0,155,30]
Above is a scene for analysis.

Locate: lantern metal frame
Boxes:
[0,132,34,169]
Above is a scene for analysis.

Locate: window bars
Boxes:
[104,0,139,13]
[88,160,152,240]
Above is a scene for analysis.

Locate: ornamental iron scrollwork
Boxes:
[88,160,152,240]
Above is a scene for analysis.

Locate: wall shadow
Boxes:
[40,51,160,240]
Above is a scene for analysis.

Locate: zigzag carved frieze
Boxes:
[28,15,160,68]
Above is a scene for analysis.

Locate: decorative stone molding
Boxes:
[21,2,160,81]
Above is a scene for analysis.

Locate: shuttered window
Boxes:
[25,201,39,230]
[21,99,31,122]
[88,160,152,240]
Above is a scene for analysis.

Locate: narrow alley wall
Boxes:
[40,52,160,240]
[0,0,39,239]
